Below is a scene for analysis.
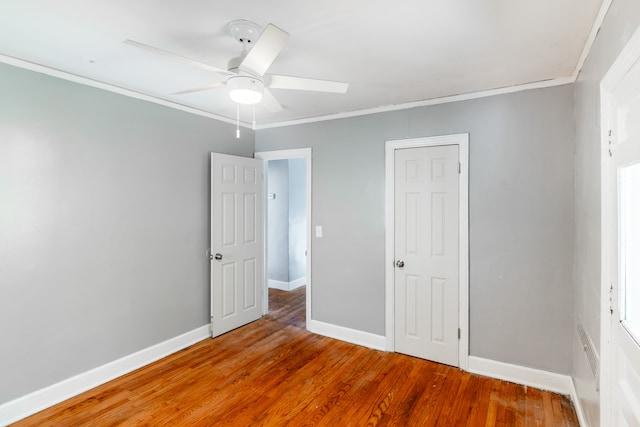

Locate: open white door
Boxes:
[210,153,263,337]
[603,53,640,426]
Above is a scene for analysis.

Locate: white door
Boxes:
[394,145,459,366]
[607,55,640,427]
[210,153,263,337]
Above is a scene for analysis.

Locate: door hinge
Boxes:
[608,129,613,157]
[458,162,461,174]
[609,282,614,315]
[458,328,461,339]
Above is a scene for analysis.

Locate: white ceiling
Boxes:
[0,0,603,127]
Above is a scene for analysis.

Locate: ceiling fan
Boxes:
[124,20,349,113]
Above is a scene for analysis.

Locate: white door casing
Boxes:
[210,153,264,337]
[385,134,469,369]
[601,28,640,427]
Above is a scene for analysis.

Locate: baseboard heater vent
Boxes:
[577,322,599,389]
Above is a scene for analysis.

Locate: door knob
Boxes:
[396,260,405,268]
[214,253,223,260]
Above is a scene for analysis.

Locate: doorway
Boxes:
[266,158,307,291]
[255,149,312,328]
[385,134,469,369]
[600,26,640,427]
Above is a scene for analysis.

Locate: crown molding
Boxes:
[571,0,613,80]
[0,53,253,128]
[4,12,613,136]
[255,76,575,130]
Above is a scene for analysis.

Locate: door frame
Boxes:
[255,148,312,328]
[599,24,640,427]
[384,134,469,369]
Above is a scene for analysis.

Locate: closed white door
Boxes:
[608,55,640,427]
[210,153,263,337]
[394,145,459,366]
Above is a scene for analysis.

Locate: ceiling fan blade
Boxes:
[261,88,283,112]
[239,24,289,76]
[266,74,348,93]
[172,82,226,95]
[123,39,233,75]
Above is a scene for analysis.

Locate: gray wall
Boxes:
[572,1,640,425]
[0,62,253,404]
[256,84,576,373]
[266,158,306,284]
[288,158,306,282]
[267,159,290,282]
[0,35,590,406]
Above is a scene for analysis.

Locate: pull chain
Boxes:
[252,104,256,127]
[236,104,240,139]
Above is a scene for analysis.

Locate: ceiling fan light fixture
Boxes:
[228,75,264,105]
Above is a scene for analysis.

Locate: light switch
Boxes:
[315,226,323,238]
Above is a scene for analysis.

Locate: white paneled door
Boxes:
[394,145,459,366]
[210,153,263,338]
[607,53,640,427]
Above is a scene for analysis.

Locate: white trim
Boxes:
[599,77,614,427]
[2,51,580,132]
[384,134,469,370]
[289,277,306,290]
[0,325,210,426]
[469,357,591,426]
[0,54,252,128]
[599,24,640,427]
[569,378,590,427]
[256,148,311,160]
[255,149,312,327]
[307,319,387,351]
[268,279,292,291]
[255,78,573,130]
[268,277,306,291]
[571,0,613,80]
[468,356,574,395]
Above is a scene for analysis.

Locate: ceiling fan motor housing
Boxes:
[227,75,264,104]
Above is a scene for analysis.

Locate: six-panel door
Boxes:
[394,145,459,366]
[211,153,263,337]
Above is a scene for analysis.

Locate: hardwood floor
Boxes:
[14,286,579,426]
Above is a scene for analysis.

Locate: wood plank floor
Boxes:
[14,286,579,426]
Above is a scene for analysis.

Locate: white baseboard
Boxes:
[289,277,305,290]
[568,378,590,427]
[468,356,574,395]
[0,325,589,427]
[468,357,588,426]
[0,325,210,426]
[268,277,305,291]
[308,319,386,351]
